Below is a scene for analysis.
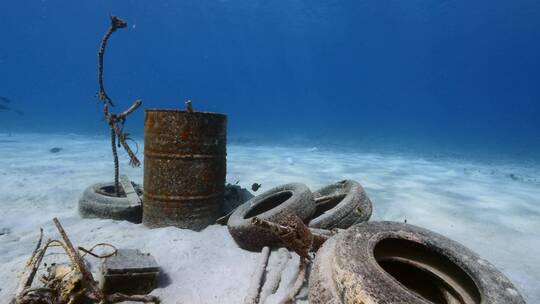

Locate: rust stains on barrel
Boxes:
[143,109,227,230]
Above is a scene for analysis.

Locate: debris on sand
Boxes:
[251,215,321,304]
[224,184,254,214]
[251,183,261,192]
[216,184,255,225]
[0,228,10,236]
[11,218,160,304]
[100,249,160,296]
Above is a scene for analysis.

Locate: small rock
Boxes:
[49,147,62,153]
[507,173,520,181]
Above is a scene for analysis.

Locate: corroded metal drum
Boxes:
[143,109,227,230]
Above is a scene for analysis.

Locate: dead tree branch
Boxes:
[251,215,313,260]
[97,15,141,196]
[53,218,104,300]
[98,16,127,106]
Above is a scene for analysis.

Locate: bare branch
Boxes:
[106,293,160,303]
[97,15,142,195]
[118,100,142,120]
[53,218,104,301]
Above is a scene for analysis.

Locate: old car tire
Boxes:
[308,180,372,229]
[78,182,143,223]
[309,221,525,304]
[227,183,315,251]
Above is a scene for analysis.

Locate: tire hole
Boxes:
[97,182,141,197]
[244,191,293,218]
[312,196,343,218]
[98,185,125,197]
[374,238,481,304]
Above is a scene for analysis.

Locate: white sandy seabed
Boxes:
[0,133,539,303]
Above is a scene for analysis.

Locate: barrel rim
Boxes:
[145,108,227,118]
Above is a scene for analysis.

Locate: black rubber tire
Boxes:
[78,182,143,223]
[309,221,525,304]
[227,183,315,251]
[308,180,372,229]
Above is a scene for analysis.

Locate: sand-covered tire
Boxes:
[227,183,315,251]
[308,180,372,229]
[78,182,143,223]
[309,221,525,304]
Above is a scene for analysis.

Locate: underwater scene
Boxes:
[0,1,539,303]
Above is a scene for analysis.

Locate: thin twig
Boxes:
[110,120,140,167]
[14,229,44,298]
[117,99,142,119]
[53,218,104,301]
[28,228,44,266]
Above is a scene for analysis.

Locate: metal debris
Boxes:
[10,218,160,304]
[100,249,159,296]
[143,109,227,230]
[251,183,262,192]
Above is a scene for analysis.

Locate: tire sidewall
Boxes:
[309,221,525,304]
[309,180,372,229]
[228,183,315,251]
[78,182,143,223]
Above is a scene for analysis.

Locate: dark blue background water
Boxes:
[1,0,539,160]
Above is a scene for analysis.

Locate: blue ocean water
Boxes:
[1,2,540,302]
[0,0,539,161]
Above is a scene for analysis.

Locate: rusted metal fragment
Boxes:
[143,109,227,230]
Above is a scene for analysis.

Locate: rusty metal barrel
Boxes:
[143,109,227,230]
